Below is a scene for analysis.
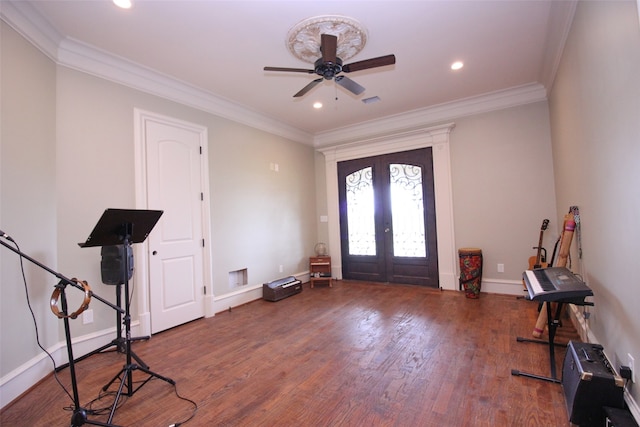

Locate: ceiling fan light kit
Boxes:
[264,15,396,98]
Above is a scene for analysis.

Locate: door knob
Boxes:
[152,250,157,256]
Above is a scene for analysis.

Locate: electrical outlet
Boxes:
[82,309,93,325]
[628,353,635,383]
[497,263,504,273]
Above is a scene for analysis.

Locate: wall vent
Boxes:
[229,268,248,288]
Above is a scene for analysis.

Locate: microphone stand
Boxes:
[0,237,123,427]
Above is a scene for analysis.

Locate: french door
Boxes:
[338,148,438,286]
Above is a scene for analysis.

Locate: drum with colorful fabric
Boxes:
[458,248,483,298]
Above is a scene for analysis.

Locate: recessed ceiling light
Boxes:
[313,102,323,109]
[451,61,464,71]
[113,0,132,9]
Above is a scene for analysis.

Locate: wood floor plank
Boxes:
[1,280,578,426]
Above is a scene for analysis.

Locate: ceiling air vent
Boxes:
[362,96,381,105]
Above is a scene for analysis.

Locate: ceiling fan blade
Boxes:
[293,78,323,98]
[342,54,396,73]
[335,75,365,96]
[264,66,315,74]
[321,34,337,64]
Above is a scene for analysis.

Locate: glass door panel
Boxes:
[338,148,439,287]
[390,163,426,257]
[345,167,376,256]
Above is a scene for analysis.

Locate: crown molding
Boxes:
[313,82,547,149]
[55,37,314,145]
[538,0,578,92]
[0,0,61,61]
[2,0,552,150]
[1,1,314,146]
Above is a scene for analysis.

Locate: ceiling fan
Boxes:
[264,34,396,98]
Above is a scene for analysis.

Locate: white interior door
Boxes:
[145,118,206,333]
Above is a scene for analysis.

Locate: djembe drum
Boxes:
[458,248,483,298]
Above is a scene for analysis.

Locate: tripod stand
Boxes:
[55,267,150,372]
[0,233,122,427]
[77,209,175,425]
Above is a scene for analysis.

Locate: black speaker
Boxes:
[100,245,133,285]
[562,341,625,426]
[604,407,639,427]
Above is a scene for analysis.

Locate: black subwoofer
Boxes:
[562,341,625,426]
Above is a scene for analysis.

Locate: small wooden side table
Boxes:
[309,256,332,288]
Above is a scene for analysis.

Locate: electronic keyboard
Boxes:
[523,267,593,303]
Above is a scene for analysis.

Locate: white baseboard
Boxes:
[211,284,263,314]
[478,278,526,296]
[0,321,143,409]
[210,272,309,315]
[625,395,640,426]
[0,342,65,410]
[567,303,593,343]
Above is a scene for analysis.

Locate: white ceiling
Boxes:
[2,0,575,143]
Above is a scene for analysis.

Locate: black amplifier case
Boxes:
[562,341,625,426]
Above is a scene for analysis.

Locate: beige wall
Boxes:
[548,0,640,409]
[55,67,316,298]
[1,22,58,376]
[314,151,329,248]
[449,101,557,280]
[1,21,316,394]
[207,121,317,292]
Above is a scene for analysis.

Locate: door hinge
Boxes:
[203,285,207,295]
[202,238,205,247]
[201,192,204,201]
[199,146,203,155]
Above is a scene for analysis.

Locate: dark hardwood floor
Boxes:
[1,280,578,426]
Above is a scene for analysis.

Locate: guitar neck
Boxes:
[531,219,549,268]
[534,231,544,266]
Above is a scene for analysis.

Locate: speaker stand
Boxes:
[55,282,149,372]
[100,230,174,425]
[76,209,173,425]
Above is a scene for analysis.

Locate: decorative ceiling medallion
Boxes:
[287,15,368,64]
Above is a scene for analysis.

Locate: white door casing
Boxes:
[319,123,457,291]
[134,109,213,335]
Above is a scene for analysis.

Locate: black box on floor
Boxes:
[604,407,639,427]
[562,341,625,426]
[262,276,302,302]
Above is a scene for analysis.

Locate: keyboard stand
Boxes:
[511,301,566,383]
[511,298,594,383]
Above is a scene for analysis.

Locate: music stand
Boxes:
[78,209,175,424]
[58,210,160,371]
